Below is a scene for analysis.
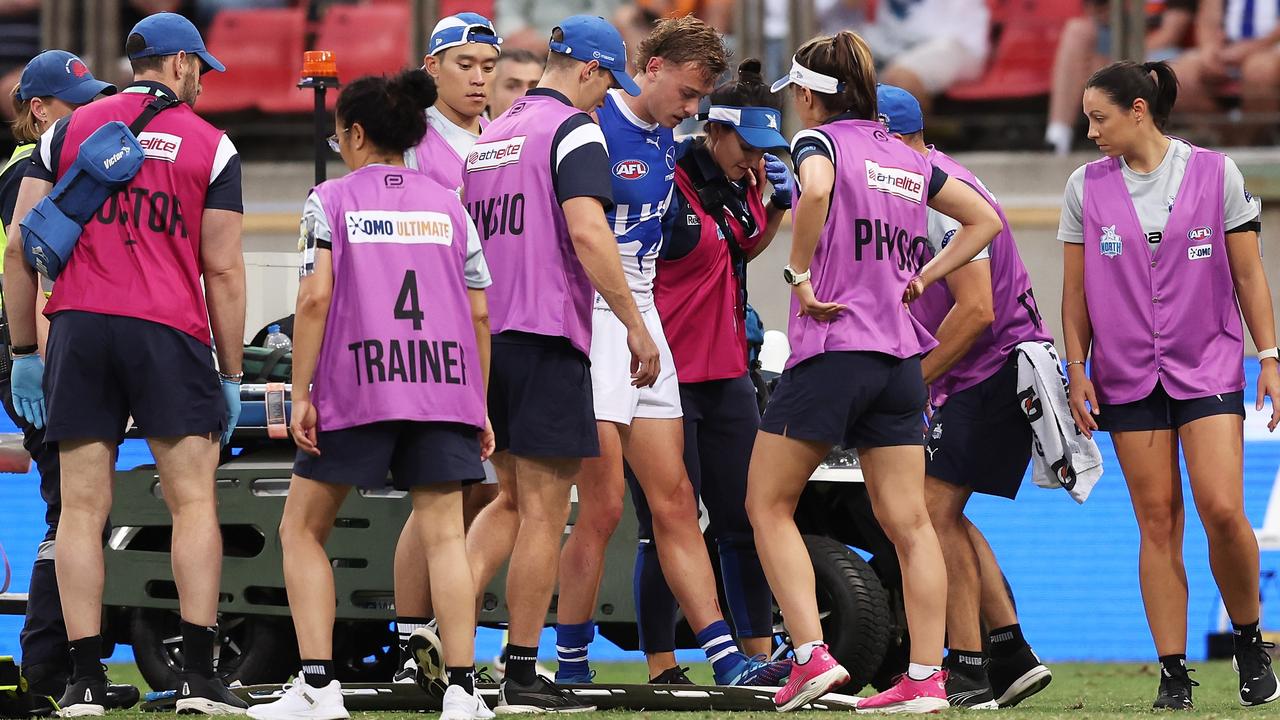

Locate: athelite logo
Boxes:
[344,210,454,246]
[864,160,924,203]
[613,159,648,180]
[466,136,526,172]
[1099,225,1123,257]
[137,132,183,162]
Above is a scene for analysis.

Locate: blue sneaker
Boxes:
[719,653,792,687]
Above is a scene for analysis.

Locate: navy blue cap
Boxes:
[548,15,639,97]
[127,12,225,73]
[875,83,924,135]
[430,12,502,56]
[706,105,787,149]
[18,50,116,103]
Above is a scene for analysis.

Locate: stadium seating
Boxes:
[947,0,1084,101]
[258,3,412,114]
[197,8,307,114]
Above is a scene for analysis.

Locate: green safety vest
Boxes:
[0,143,36,275]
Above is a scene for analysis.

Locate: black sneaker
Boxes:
[1234,636,1280,706]
[648,666,694,685]
[103,682,141,711]
[496,675,596,714]
[175,672,249,715]
[392,659,417,685]
[55,676,106,717]
[1153,665,1197,710]
[944,667,998,709]
[987,646,1052,708]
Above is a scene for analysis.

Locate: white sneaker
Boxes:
[440,685,495,720]
[391,659,417,684]
[409,626,446,684]
[245,678,349,720]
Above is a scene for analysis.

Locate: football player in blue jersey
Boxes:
[552,16,790,688]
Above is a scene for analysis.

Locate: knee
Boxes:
[1197,501,1250,540]
[1241,52,1280,89]
[878,507,932,549]
[745,490,783,531]
[647,481,698,526]
[1135,509,1183,549]
[278,512,322,551]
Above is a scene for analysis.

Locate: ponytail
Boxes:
[709,58,780,110]
[793,30,877,119]
[335,69,439,155]
[1085,60,1179,129]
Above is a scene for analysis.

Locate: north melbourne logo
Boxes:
[1099,225,1122,257]
[466,136,526,172]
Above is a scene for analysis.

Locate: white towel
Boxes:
[1014,341,1103,504]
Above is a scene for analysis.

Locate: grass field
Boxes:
[96,660,1271,718]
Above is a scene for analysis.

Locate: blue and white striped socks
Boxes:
[555,621,595,682]
[697,620,744,683]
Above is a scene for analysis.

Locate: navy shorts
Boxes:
[761,351,927,448]
[293,420,484,489]
[1096,381,1245,432]
[44,311,224,444]
[926,357,1032,499]
[489,331,599,458]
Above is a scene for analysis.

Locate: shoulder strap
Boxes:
[0,144,34,178]
[128,95,180,137]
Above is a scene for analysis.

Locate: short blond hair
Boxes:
[9,82,42,144]
[636,16,728,80]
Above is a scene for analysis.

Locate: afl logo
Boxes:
[613,159,649,180]
[1187,226,1213,241]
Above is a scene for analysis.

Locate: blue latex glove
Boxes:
[10,354,46,429]
[764,153,794,209]
[220,378,241,446]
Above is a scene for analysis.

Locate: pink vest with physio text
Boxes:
[1081,146,1244,404]
[910,148,1052,406]
[786,119,938,369]
[462,94,594,356]
[410,114,488,192]
[311,164,484,432]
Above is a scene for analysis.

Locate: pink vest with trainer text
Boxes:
[311,164,484,431]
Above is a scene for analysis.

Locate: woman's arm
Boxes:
[911,176,1002,297]
[289,249,334,455]
[749,201,786,262]
[1062,242,1099,435]
[1226,230,1280,430]
[468,287,495,458]
[788,153,844,320]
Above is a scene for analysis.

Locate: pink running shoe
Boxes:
[857,672,950,714]
[774,645,850,712]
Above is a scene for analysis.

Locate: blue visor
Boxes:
[430,13,502,56]
[706,105,787,149]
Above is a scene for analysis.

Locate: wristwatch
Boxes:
[1259,347,1279,361]
[783,265,811,285]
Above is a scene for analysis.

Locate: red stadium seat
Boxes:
[196,8,306,114]
[259,3,412,114]
[947,0,1084,101]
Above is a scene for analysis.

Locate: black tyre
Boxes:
[129,609,296,690]
[802,535,892,693]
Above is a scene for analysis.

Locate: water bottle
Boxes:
[264,324,292,353]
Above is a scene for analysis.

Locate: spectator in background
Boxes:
[615,0,733,70]
[495,0,623,53]
[490,47,544,118]
[1171,0,1280,141]
[193,0,289,28]
[1046,0,1196,155]
[0,0,41,125]
[818,0,989,114]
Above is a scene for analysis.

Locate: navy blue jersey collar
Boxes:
[527,88,572,106]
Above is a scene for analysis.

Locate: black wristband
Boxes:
[11,344,37,356]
